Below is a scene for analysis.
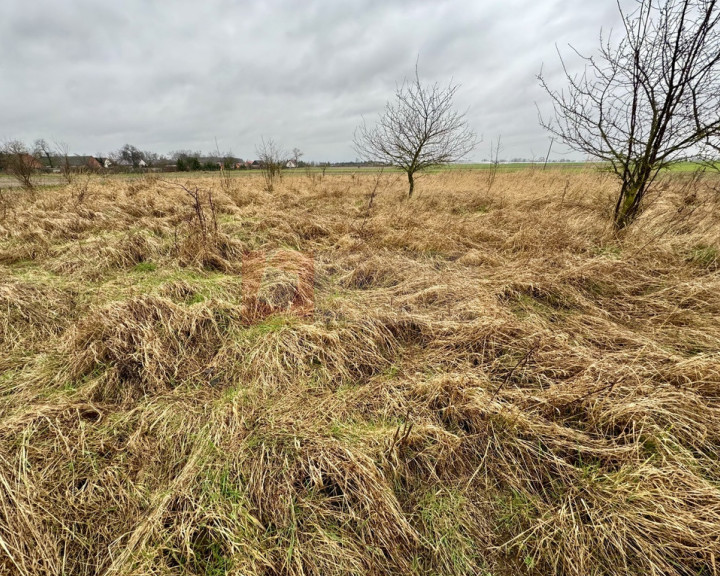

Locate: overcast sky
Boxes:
[0,0,624,162]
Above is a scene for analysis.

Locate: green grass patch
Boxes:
[592,244,622,258]
[238,315,295,341]
[688,245,718,269]
[416,488,483,574]
[133,261,157,273]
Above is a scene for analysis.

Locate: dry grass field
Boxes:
[1,168,720,575]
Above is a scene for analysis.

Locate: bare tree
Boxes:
[2,140,38,192]
[539,0,720,229]
[33,139,54,169]
[142,151,163,167]
[54,142,75,184]
[111,144,145,169]
[291,147,303,167]
[256,137,286,192]
[353,65,477,197]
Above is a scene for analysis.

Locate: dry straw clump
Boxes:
[1,168,720,575]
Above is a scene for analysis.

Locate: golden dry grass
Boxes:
[1,168,719,575]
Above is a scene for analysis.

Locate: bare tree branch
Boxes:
[539,0,720,228]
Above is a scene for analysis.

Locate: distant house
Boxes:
[69,156,93,170]
[39,155,78,170]
[17,154,43,170]
[86,157,112,170]
[138,159,147,168]
[285,160,297,169]
[250,160,261,169]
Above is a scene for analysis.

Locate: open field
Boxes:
[1,169,720,575]
[2,161,716,189]
[0,164,582,189]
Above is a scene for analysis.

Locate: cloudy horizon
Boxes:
[1,0,625,162]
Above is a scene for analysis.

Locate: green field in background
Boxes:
[2,161,717,189]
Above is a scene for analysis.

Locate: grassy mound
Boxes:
[1,169,720,575]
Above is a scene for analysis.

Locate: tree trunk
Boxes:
[614,179,646,229]
[407,171,414,197]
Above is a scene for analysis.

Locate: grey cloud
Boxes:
[0,0,624,161]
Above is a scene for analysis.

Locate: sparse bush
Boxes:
[486,136,502,193]
[256,137,287,192]
[164,180,240,270]
[55,142,76,185]
[2,139,38,192]
[71,174,91,205]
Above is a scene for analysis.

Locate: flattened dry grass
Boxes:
[1,169,720,575]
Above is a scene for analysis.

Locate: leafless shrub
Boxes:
[2,140,38,192]
[304,165,321,190]
[486,136,502,193]
[162,180,239,271]
[180,182,217,244]
[360,168,385,235]
[214,138,234,196]
[55,142,77,184]
[218,163,233,195]
[256,137,287,192]
[71,172,92,205]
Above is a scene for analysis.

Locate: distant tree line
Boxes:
[0,139,389,179]
[0,141,249,174]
